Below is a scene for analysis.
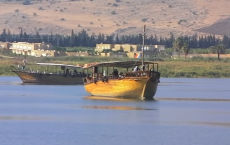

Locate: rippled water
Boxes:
[0,76,230,145]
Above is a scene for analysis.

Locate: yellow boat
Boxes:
[83,25,160,100]
[11,63,84,85]
[83,61,160,100]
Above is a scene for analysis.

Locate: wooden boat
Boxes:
[83,61,160,99]
[11,63,85,85]
[82,25,160,99]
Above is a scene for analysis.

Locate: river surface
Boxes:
[0,76,230,145]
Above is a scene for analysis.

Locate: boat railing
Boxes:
[85,70,153,84]
[125,71,149,77]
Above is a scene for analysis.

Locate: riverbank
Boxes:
[1,56,230,78]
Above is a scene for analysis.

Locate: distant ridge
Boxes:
[196,18,230,36]
[0,0,230,37]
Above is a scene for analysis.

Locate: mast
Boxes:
[142,25,146,66]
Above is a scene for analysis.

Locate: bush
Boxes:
[111,11,116,15]
[22,0,31,5]
[178,19,187,24]
[190,48,210,54]
[141,18,147,22]
[113,3,118,6]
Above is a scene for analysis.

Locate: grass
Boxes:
[158,60,230,78]
[1,54,230,78]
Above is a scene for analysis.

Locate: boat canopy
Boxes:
[36,63,83,68]
[83,61,157,69]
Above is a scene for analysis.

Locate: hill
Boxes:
[0,0,230,37]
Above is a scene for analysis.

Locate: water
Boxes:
[0,76,230,145]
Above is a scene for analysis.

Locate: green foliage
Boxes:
[65,47,94,52]
[213,43,226,54]
[190,48,210,54]
[173,37,183,51]
[173,37,185,58]
[226,49,230,54]
[0,65,14,75]
[165,48,173,55]
[43,56,133,63]
[2,53,230,78]
[53,47,66,52]
[183,41,190,58]
[208,43,227,60]
[190,56,217,62]
[158,60,230,78]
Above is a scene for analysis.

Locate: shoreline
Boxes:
[1,56,230,78]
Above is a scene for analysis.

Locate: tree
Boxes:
[183,41,190,59]
[70,29,74,47]
[1,29,7,42]
[210,43,226,60]
[173,37,183,58]
[19,28,23,41]
[222,35,229,48]
[35,31,40,42]
[115,34,119,44]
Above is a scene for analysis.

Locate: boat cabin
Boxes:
[83,61,159,83]
[34,63,85,77]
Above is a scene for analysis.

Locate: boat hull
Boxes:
[13,71,83,85]
[84,76,159,99]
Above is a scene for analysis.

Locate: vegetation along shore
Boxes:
[1,54,230,78]
[1,24,230,78]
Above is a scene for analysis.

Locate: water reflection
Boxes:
[0,81,22,85]
[0,116,50,121]
[187,122,230,127]
[156,97,230,102]
[84,96,156,101]
[82,105,156,110]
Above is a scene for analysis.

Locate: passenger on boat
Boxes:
[72,69,78,76]
[113,69,119,75]
[69,70,72,76]
[113,69,119,78]
[74,69,78,74]
[119,72,124,78]
[22,59,27,70]
[103,70,106,76]
[133,66,140,71]
[65,68,70,76]
[141,65,145,71]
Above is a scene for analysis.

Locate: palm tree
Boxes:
[210,43,226,60]
[173,37,183,58]
[183,41,190,59]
